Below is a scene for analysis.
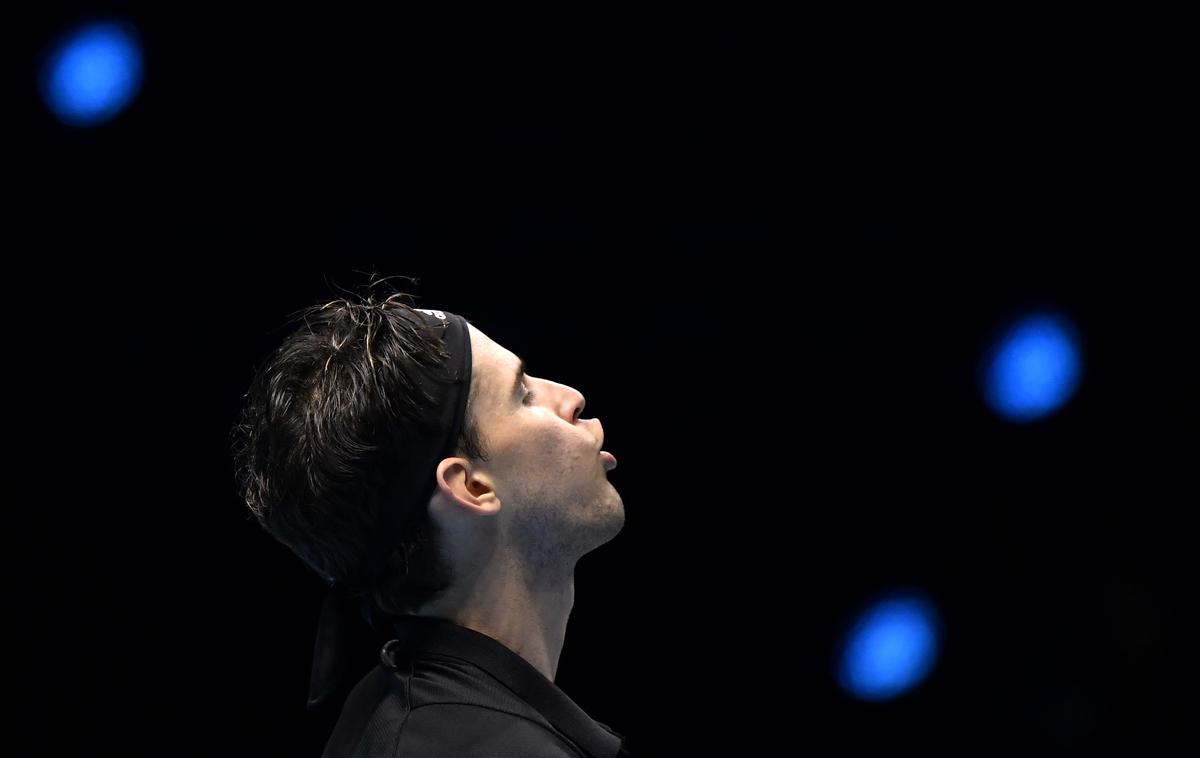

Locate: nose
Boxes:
[555,383,602,448]
[537,376,588,426]
[557,383,586,423]
[545,379,592,434]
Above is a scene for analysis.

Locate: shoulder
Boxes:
[397,702,584,758]
[322,664,585,758]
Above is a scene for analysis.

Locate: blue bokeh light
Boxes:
[836,589,942,702]
[38,20,144,127]
[980,311,1083,423]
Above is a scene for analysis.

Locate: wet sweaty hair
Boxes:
[229,284,486,621]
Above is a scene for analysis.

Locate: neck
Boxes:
[411,561,577,682]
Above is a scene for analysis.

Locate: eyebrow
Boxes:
[508,355,527,401]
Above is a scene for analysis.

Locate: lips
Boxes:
[600,450,617,471]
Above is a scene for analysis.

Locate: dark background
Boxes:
[5,2,1197,756]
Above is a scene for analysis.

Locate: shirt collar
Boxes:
[388,615,625,758]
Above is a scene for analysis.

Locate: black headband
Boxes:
[307,306,473,709]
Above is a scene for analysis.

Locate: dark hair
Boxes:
[229,277,489,619]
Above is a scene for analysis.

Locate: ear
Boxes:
[430,456,502,518]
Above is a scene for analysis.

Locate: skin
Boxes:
[412,321,625,682]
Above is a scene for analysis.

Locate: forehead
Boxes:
[467,323,516,405]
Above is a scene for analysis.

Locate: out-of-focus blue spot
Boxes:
[38,20,144,126]
[980,311,1083,423]
[837,588,942,702]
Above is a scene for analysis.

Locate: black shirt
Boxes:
[320,615,632,757]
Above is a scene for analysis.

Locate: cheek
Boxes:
[527,427,592,472]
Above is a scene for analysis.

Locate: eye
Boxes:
[522,383,537,405]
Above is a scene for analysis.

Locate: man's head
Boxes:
[230,285,623,621]
[421,321,624,603]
